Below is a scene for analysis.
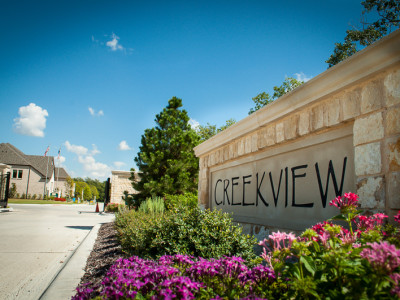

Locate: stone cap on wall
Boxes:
[194,29,400,158]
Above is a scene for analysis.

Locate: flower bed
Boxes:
[74,193,400,299]
[54,197,66,202]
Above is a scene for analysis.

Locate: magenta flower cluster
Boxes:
[395,211,400,225]
[360,241,400,273]
[73,255,275,300]
[329,192,359,211]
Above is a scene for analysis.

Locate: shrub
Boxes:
[105,203,125,212]
[115,206,257,260]
[32,194,37,200]
[38,194,42,200]
[164,192,198,210]
[8,183,17,198]
[138,196,165,214]
[16,193,20,199]
[21,193,26,199]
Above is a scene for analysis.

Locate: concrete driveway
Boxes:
[0,203,114,300]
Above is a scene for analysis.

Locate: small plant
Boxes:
[21,193,26,199]
[105,203,124,212]
[138,196,165,214]
[8,183,17,198]
[38,194,42,200]
[32,194,37,200]
[16,193,20,199]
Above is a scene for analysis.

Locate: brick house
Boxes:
[0,143,70,198]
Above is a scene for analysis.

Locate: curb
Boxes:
[0,207,13,212]
[39,223,102,300]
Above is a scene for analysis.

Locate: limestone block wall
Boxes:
[194,30,400,237]
[110,170,137,204]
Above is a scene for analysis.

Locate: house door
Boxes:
[0,172,10,208]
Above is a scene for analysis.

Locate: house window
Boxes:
[12,170,23,179]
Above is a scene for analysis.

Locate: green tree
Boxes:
[248,77,304,114]
[74,181,92,200]
[197,118,237,142]
[89,185,99,200]
[326,0,399,67]
[132,97,200,201]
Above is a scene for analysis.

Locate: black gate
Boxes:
[103,177,111,212]
[0,172,10,208]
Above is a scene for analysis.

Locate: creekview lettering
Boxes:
[214,157,347,209]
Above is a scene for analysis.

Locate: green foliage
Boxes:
[115,206,257,260]
[248,77,304,114]
[327,0,399,67]
[132,97,200,201]
[197,119,237,142]
[105,203,125,212]
[74,181,92,200]
[122,190,136,209]
[32,194,37,200]
[164,192,198,210]
[138,196,165,214]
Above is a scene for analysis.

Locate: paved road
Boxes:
[0,204,114,300]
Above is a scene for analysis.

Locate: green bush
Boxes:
[164,192,198,210]
[32,194,37,200]
[105,203,125,212]
[8,183,17,198]
[138,196,165,214]
[16,193,20,199]
[21,193,26,199]
[115,206,257,260]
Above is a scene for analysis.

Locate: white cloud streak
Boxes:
[294,72,312,82]
[13,103,48,137]
[113,161,126,168]
[65,141,88,156]
[88,107,104,117]
[118,140,132,151]
[188,119,200,131]
[106,33,124,51]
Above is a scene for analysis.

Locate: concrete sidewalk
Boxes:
[40,223,102,300]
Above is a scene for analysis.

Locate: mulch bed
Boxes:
[76,222,125,296]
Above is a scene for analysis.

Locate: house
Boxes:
[0,143,70,198]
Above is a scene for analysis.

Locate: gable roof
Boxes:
[0,143,55,177]
[55,167,69,180]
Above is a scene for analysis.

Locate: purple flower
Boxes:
[360,241,400,273]
[394,211,400,225]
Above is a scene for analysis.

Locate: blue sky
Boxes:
[0,0,365,180]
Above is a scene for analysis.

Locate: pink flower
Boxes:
[394,211,400,225]
[329,192,359,212]
[373,213,388,226]
[390,273,400,297]
[265,231,297,251]
[360,241,400,273]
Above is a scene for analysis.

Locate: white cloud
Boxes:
[88,107,104,117]
[57,156,66,164]
[118,140,131,151]
[90,144,100,156]
[106,33,124,51]
[188,119,200,131]
[64,141,88,156]
[78,155,110,178]
[114,161,126,168]
[294,72,312,82]
[13,103,48,137]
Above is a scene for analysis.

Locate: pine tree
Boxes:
[132,97,200,201]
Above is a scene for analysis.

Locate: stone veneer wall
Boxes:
[194,30,400,239]
[110,170,137,204]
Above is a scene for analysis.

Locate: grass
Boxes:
[8,199,84,205]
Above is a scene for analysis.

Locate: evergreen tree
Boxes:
[132,97,200,201]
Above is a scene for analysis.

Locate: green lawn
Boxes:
[8,199,80,205]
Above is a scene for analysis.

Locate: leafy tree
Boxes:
[8,183,17,198]
[132,97,200,201]
[72,177,106,201]
[248,77,304,114]
[197,118,237,142]
[326,0,399,67]
[75,181,92,200]
[65,176,75,197]
[89,185,99,200]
